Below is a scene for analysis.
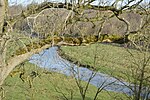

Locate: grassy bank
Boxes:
[3,37,129,100]
[3,62,128,100]
[60,43,150,81]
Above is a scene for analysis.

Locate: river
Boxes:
[29,46,149,98]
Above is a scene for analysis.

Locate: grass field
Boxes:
[60,43,150,81]
[3,62,128,100]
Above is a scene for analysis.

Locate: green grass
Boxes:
[2,62,128,100]
[61,43,150,81]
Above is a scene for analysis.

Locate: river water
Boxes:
[29,46,149,98]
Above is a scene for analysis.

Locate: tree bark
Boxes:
[0,0,6,85]
[0,0,7,35]
[0,0,7,68]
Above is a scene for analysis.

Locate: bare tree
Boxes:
[112,2,150,100]
[0,1,148,100]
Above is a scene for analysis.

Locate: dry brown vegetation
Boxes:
[11,6,142,37]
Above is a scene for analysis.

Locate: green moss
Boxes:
[107,34,129,44]
[32,42,42,49]
[53,36,63,44]
[43,37,52,44]
[90,35,98,42]
[39,41,46,47]
[63,37,74,44]
[82,35,91,44]
[98,34,109,42]
[15,48,27,55]
[73,37,83,45]
[108,34,122,41]
[26,44,32,52]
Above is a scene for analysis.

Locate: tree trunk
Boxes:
[0,0,7,67]
[0,0,7,35]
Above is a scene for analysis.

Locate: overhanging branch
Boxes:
[0,44,51,85]
[7,2,119,25]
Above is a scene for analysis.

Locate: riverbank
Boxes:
[59,43,150,81]
[57,46,95,70]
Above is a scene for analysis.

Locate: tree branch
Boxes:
[0,44,51,85]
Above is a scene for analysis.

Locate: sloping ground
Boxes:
[3,62,128,100]
[12,8,142,37]
[101,12,141,35]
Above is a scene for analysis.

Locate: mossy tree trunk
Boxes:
[0,0,7,69]
[0,0,7,35]
[0,0,8,86]
[0,0,4,34]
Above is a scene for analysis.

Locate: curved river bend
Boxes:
[29,46,149,98]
